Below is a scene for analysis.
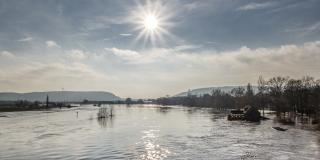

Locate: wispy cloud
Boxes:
[206,41,220,46]
[173,45,202,51]
[0,51,15,58]
[17,37,33,42]
[81,19,111,31]
[237,2,276,11]
[286,21,320,36]
[80,15,126,31]
[119,33,132,37]
[305,21,320,33]
[105,47,171,64]
[105,47,140,60]
[183,1,205,11]
[46,40,60,48]
[67,49,89,61]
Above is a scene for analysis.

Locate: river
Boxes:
[0,104,319,160]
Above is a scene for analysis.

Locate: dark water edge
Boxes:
[0,105,78,112]
[0,107,50,112]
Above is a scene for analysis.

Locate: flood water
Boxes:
[0,104,319,160]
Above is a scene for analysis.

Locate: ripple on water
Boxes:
[0,105,319,160]
[36,133,62,140]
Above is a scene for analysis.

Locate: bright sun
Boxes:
[130,0,175,45]
[144,15,159,31]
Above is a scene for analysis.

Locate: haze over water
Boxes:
[0,104,319,160]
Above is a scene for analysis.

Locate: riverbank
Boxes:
[0,104,78,112]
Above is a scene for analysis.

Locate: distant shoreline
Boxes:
[0,105,77,112]
[0,99,147,112]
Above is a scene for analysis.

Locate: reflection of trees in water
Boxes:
[97,107,114,128]
[207,108,229,122]
[97,107,108,118]
[275,114,300,125]
[186,107,201,115]
[157,106,172,114]
[210,113,228,122]
[184,107,226,122]
[89,114,93,121]
[274,113,320,130]
[97,116,114,128]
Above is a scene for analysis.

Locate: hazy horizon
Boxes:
[1,0,320,98]
[0,84,252,99]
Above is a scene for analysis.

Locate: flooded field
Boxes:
[0,104,319,160]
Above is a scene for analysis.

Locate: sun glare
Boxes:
[144,15,159,31]
[129,0,175,45]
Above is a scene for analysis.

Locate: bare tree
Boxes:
[231,87,245,97]
[231,87,245,109]
[268,76,289,114]
[257,76,268,115]
[268,76,289,97]
[258,75,268,94]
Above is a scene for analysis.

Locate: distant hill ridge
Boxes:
[174,86,258,97]
[0,91,121,102]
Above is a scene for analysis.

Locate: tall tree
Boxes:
[245,83,254,97]
[268,76,289,114]
[231,87,245,109]
[257,76,268,115]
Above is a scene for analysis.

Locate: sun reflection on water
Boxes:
[139,129,170,160]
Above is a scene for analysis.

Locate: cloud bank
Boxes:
[1,41,320,98]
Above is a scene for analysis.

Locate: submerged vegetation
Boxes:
[0,97,146,112]
[156,76,320,126]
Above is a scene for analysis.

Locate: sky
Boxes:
[0,0,320,98]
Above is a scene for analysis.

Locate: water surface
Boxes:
[0,104,319,160]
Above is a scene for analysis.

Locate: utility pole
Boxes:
[46,94,49,108]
